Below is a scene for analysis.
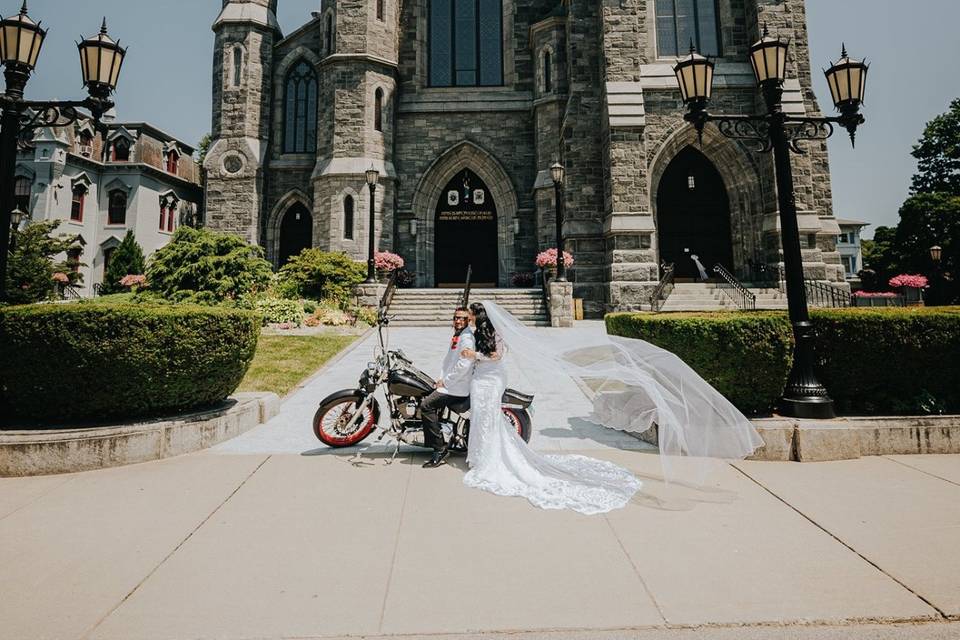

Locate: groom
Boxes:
[420,307,475,468]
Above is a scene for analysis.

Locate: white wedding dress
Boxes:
[462,334,643,515]
[460,302,764,513]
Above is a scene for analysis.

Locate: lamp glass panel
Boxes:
[834,67,850,102]
[110,49,124,87]
[1,24,20,62]
[764,45,781,81]
[28,31,42,67]
[848,66,863,102]
[703,62,713,98]
[681,64,696,99]
[827,70,840,105]
[16,28,34,65]
[750,47,767,82]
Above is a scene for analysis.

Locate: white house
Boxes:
[836,218,869,284]
[14,112,203,296]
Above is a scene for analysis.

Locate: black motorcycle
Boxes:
[313,273,534,451]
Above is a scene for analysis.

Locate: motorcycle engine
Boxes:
[400,397,420,419]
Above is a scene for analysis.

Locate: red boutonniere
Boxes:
[450,336,460,350]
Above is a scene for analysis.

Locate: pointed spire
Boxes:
[689,39,696,55]
[762,22,769,38]
[20,0,28,16]
[100,17,108,35]
[841,42,848,58]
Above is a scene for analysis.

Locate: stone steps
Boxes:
[388,288,549,326]
[657,283,790,312]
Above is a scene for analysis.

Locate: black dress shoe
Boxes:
[422,448,450,468]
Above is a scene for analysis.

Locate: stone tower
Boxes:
[204,0,281,243]
[310,0,397,260]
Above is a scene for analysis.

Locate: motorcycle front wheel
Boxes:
[314,390,381,447]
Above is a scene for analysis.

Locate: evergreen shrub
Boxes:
[276,249,365,304]
[0,303,259,424]
[605,308,960,415]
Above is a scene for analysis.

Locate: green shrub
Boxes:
[255,297,305,326]
[605,307,960,416]
[810,307,960,414]
[5,220,84,304]
[277,249,365,305]
[302,299,318,314]
[146,227,273,304]
[605,312,793,414]
[0,303,260,424]
[100,231,146,295]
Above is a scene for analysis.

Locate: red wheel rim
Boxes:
[502,408,524,439]
[317,399,376,446]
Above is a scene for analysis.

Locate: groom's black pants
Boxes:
[421,390,467,451]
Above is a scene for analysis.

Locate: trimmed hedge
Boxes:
[605,312,794,414]
[605,307,960,416]
[811,307,960,415]
[0,303,260,425]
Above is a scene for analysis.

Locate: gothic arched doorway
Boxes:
[656,146,733,279]
[435,169,498,287]
[278,203,313,266]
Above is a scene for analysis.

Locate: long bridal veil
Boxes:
[482,301,764,481]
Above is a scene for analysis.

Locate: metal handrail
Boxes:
[649,263,675,313]
[60,284,81,300]
[713,263,757,311]
[805,279,851,308]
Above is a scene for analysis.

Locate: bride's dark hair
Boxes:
[470,303,497,356]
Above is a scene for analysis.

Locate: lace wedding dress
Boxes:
[463,335,643,515]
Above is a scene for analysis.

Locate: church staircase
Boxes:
[657,282,789,312]
[388,288,550,326]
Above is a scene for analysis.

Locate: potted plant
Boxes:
[535,248,574,284]
[510,271,535,288]
[888,274,929,306]
[374,251,405,283]
[851,290,903,307]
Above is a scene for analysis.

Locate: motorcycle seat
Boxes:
[502,388,533,407]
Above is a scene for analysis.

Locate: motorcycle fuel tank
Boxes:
[388,370,432,397]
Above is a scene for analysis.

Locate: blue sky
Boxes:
[17,0,960,236]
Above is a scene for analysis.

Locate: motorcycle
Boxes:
[313,272,534,453]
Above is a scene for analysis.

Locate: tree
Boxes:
[146,226,273,304]
[100,230,146,295]
[860,225,899,287]
[911,98,960,196]
[4,221,83,305]
[196,134,211,167]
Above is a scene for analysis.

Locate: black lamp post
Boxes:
[673,30,868,419]
[929,245,943,306]
[550,161,566,282]
[364,165,379,284]
[0,3,126,301]
[8,204,24,251]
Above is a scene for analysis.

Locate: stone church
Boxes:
[204,0,844,316]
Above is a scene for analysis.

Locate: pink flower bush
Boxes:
[374,251,405,271]
[852,291,898,298]
[120,274,147,288]
[51,272,69,284]
[888,274,929,289]
[535,248,575,269]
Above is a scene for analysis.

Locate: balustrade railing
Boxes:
[805,279,851,308]
[713,264,757,311]
[649,263,675,313]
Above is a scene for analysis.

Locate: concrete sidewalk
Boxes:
[1,450,958,640]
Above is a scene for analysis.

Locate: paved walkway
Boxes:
[213,323,653,455]
[2,324,959,639]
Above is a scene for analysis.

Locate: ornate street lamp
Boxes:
[673,32,869,419]
[550,161,566,282]
[929,245,942,264]
[0,3,126,301]
[364,165,380,284]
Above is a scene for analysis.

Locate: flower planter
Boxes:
[901,286,923,306]
[376,269,393,284]
[851,295,904,308]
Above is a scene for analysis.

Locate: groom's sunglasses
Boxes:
[453,314,470,322]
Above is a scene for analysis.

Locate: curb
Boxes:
[0,392,280,477]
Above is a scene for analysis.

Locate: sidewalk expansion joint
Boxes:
[0,475,76,523]
[883,455,960,488]
[730,462,949,621]
[603,513,669,624]
[377,453,415,633]
[78,454,273,640]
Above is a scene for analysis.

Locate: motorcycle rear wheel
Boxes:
[501,407,533,443]
[314,390,381,447]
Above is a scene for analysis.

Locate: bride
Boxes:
[458,301,764,515]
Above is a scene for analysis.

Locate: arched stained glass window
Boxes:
[655,0,721,58]
[428,0,502,87]
[283,61,319,154]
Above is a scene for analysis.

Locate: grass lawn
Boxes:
[238,333,360,397]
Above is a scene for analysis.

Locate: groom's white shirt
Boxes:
[438,326,475,397]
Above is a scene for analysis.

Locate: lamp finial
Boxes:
[841,42,848,58]
[19,1,28,15]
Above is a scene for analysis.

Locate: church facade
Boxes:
[205,0,844,316]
